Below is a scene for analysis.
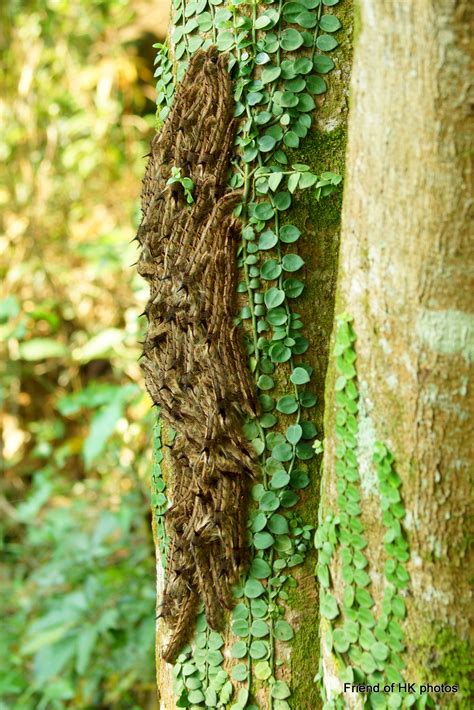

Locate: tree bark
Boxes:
[321,0,473,706]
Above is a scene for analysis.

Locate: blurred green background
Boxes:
[0,1,170,707]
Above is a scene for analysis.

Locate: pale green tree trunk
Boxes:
[320,0,473,706]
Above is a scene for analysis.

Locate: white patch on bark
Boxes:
[356,383,379,497]
[416,309,474,362]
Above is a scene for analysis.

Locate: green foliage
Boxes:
[0,1,161,707]
[166,166,195,204]
[1,478,155,709]
[314,314,430,710]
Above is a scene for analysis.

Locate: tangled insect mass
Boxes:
[136,48,257,663]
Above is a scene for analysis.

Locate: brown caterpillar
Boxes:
[136,47,258,663]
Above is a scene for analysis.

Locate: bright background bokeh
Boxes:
[0,1,170,707]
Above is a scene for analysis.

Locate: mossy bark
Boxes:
[152,3,353,707]
[321,0,473,706]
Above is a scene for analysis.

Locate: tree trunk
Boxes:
[148,2,353,708]
[319,1,473,707]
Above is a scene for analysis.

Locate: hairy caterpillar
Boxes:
[137,47,257,663]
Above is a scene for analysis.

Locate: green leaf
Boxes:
[76,627,98,675]
[316,34,339,51]
[274,619,294,641]
[265,287,285,309]
[261,65,281,83]
[254,202,274,220]
[258,135,277,152]
[230,640,248,659]
[269,342,292,363]
[295,10,317,28]
[260,491,280,512]
[282,254,304,271]
[284,131,299,148]
[313,55,335,73]
[250,558,272,579]
[319,14,341,32]
[290,367,310,385]
[254,532,275,549]
[271,681,291,699]
[231,663,248,682]
[333,628,350,653]
[232,618,250,637]
[298,171,318,188]
[244,578,265,598]
[261,259,282,280]
[268,172,284,191]
[254,661,272,680]
[360,652,377,675]
[320,592,339,620]
[280,28,304,51]
[272,443,293,462]
[286,424,302,445]
[294,56,313,74]
[216,31,234,52]
[249,640,268,659]
[276,395,298,414]
[283,278,305,298]
[274,191,292,210]
[268,513,289,534]
[270,470,290,489]
[255,14,273,29]
[257,374,275,390]
[251,619,269,637]
[280,224,301,243]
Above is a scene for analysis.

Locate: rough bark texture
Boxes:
[321,0,473,705]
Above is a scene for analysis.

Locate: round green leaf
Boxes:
[319,14,341,32]
[283,277,305,298]
[265,287,285,309]
[286,424,302,444]
[261,65,281,83]
[251,619,269,638]
[231,663,248,682]
[272,443,293,462]
[274,191,292,210]
[282,253,305,272]
[255,202,274,221]
[258,230,278,250]
[269,342,292,363]
[279,224,301,243]
[231,640,248,659]
[316,34,338,51]
[271,681,291,700]
[261,259,282,280]
[274,619,294,641]
[276,395,298,414]
[257,374,275,390]
[290,367,310,384]
[254,531,275,549]
[270,470,291,489]
[254,661,271,680]
[268,513,289,535]
[244,578,265,598]
[280,28,304,51]
[249,640,268,659]
[250,558,272,579]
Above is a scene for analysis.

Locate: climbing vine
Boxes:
[150,0,344,707]
[314,314,432,709]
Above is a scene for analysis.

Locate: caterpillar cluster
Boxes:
[136,47,257,663]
